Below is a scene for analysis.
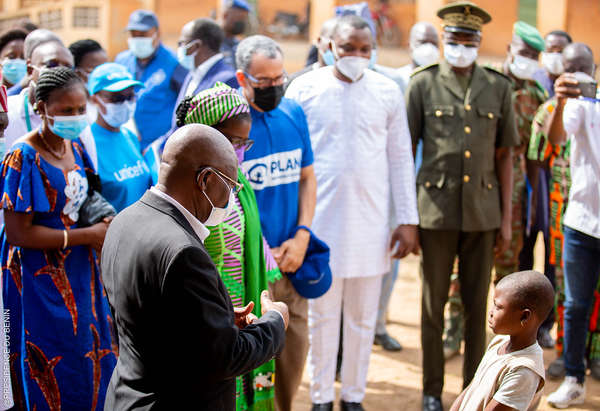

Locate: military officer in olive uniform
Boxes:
[405,3,519,410]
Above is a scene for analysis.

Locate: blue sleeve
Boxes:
[0,145,51,213]
[225,74,239,89]
[170,64,189,94]
[294,103,313,168]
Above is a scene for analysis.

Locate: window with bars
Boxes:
[39,9,62,30]
[0,16,29,32]
[73,6,99,28]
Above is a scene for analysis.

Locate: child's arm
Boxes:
[484,400,517,411]
[449,388,468,411]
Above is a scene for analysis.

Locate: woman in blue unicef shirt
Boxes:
[87,62,153,212]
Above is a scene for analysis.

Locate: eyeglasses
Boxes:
[101,93,136,104]
[32,60,74,70]
[244,71,288,88]
[197,166,243,195]
[228,136,254,152]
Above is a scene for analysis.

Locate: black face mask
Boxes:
[253,85,284,112]
[230,21,247,35]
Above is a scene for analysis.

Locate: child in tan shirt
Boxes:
[450,270,555,411]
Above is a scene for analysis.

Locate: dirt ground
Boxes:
[275,41,600,411]
[293,245,600,410]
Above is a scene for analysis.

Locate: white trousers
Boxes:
[308,274,383,404]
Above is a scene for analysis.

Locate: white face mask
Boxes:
[412,43,439,67]
[541,52,564,76]
[444,43,478,68]
[128,35,156,59]
[332,43,370,82]
[203,190,234,226]
[509,54,540,80]
[98,100,136,128]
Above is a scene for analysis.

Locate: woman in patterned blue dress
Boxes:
[1,67,117,410]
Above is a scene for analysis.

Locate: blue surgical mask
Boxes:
[48,114,89,140]
[320,49,335,66]
[177,45,196,71]
[99,100,136,128]
[369,49,377,69]
[2,58,27,85]
[128,36,156,59]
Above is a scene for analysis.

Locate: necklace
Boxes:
[38,129,67,160]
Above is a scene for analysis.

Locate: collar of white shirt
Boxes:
[150,186,210,242]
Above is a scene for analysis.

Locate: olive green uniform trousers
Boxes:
[420,228,495,397]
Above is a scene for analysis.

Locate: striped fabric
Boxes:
[184,82,249,127]
[204,194,246,308]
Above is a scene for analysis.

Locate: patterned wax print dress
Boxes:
[0,140,117,411]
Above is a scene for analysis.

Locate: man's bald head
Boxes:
[160,124,237,186]
[24,29,63,59]
[159,124,238,222]
[320,18,338,39]
[563,42,595,75]
[409,21,438,50]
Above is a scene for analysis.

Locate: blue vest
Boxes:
[116,44,181,151]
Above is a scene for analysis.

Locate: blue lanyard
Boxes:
[23,90,32,132]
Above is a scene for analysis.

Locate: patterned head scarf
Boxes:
[182,82,250,126]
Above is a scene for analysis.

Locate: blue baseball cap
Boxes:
[88,63,144,95]
[126,10,159,32]
[288,227,332,299]
[228,0,251,12]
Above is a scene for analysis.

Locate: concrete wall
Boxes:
[562,0,600,62]
[308,0,415,47]
[154,0,218,48]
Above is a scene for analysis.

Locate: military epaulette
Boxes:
[483,65,512,81]
[532,80,549,99]
[410,62,438,77]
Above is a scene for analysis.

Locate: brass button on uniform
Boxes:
[463,175,470,183]
[464,150,471,159]
[425,181,432,188]
[435,110,443,117]
[465,104,471,111]
[488,112,494,119]
[464,126,471,134]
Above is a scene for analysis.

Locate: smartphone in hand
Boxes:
[579,80,598,99]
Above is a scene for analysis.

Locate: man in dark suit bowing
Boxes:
[101,124,288,410]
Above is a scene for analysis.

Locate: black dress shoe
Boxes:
[341,401,364,411]
[311,403,333,411]
[423,395,443,411]
[374,333,403,351]
[537,328,555,348]
[547,356,566,380]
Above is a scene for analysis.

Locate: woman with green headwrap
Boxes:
[175,82,281,411]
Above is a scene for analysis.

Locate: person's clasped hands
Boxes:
[234,290,289,330]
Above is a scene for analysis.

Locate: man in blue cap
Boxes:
[116,9,188,152]
[87,62,154,212]
[220,0,250,69]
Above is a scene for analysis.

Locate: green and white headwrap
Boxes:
[183,81,250,126]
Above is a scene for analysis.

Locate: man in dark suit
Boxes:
[172,18,239,128]
[101,124,288,410]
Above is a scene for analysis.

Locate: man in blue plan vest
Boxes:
[116,10,188,151]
